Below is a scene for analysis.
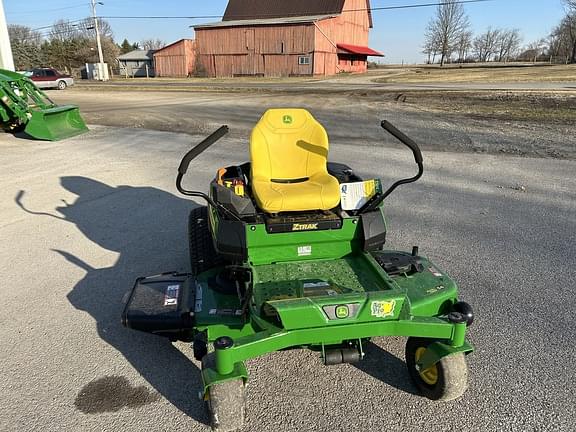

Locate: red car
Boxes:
[27,68,74,90]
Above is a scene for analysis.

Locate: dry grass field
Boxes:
[372,64,576,83]
[398,91,576,124]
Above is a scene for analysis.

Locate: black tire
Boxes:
[189,206,222,275]
[405,337,468,401]
[57,80,67,90]
[202,354,246,432]
[193,331,208,361]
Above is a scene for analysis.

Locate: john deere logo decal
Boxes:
[292,223,319,231]
[335,305,349,319]
[371,300,396,318]
[282,115,293,124]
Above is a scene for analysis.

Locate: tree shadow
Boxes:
[16,176,208,425]
[353,340,419,395]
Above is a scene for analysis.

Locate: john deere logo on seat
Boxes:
[292,223,319,231]
[282,115,293,124]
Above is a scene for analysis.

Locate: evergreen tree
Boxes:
[120,39,133,54]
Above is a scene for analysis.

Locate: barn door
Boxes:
[245,29,255,52]
[245,29,256,75]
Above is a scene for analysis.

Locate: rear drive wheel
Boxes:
[405,337,468,401]
[57,80,67,90]
[202,354,246,432]
[188,206,222,275]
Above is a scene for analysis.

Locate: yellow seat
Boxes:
[250,109,341,213]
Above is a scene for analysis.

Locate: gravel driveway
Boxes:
[1,124,575,431]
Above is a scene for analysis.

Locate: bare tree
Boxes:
[496,29,522,62]
[8,25,42,46]
[44,18,118,72]
[556,15,576,63]
[562,0,576,62]
[73,17,114,40]
[140,39,166,50]
[422,27,441,63]
[473,28,501,62]
[424,0,470,65]
[48,20,82,42]
[550,17,576,62]
[455,30,473,62]
[8,25,43,70]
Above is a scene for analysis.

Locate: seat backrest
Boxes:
[250,109,329,182]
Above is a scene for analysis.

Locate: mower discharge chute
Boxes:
[122,109,475,432]
[0,68,88,141]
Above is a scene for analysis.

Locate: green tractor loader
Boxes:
[122,109,475,431]
[0,68,88,141]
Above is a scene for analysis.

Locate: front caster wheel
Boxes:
[405,337,468,401]
[202,354,246,432]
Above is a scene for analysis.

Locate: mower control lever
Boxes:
[176,125,242,221]
[381,120,423,165]
[358,121,424,213]
[178,125,229,175]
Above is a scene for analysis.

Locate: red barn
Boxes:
[154,39,196,77]
[193,0,383,77]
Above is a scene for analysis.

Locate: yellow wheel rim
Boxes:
[415,347,439,386]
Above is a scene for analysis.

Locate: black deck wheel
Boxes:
[405,337,468,401]
[202,354,246,432]
[188,206,223,275]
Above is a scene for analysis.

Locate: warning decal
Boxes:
[164,284,180,306]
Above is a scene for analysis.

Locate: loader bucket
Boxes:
[24,105,88,141]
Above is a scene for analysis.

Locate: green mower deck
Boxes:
[193,252,472,382]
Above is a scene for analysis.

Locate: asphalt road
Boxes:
[1,125,575,431]
[77,76,576,92]
[52,89,576,160]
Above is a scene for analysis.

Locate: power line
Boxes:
[32,19,87,31]
[98,15,219,20]
[97,0,495,21]
[373,0,494,11]
[26,0,497,38]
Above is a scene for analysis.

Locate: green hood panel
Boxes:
[266,291,406,330]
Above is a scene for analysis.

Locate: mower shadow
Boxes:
[353,340,419,396]
[23,176,209,425]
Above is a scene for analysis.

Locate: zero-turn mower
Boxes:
[123,109,474,431]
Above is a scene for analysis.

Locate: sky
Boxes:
[3,0,570,64]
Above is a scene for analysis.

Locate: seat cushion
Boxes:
[252,173,341,213]
[250,109,342,213]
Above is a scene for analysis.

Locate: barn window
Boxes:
[298,56,311,65]
[281,41,285,54]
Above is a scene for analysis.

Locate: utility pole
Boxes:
[0,0,15,71]
[90,0,108,80]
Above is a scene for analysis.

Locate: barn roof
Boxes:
[153,39,194,55]
[117,50,155,61]
[222,0,373,28]
[194,14,337,30]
